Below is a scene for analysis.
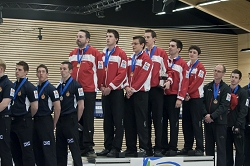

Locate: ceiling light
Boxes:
[197,0,220,6]
[173,6,194,12]
[156,11,166,15]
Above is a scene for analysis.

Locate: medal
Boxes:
[41,94,45,99]
[18,91,21,96]
[213,83,220,105]
[213,99,218,104]
[0,87,2,92]
[66,91,70,96]
[77,63,80,68]
[60,96,63,101]
[130,72,134,77]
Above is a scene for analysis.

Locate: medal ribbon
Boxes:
[231,85,239,94]
[189,60,199,76]
[131,51,143,72]
[213,83,220,100]
[104,47,116,67]
[77,45,90,64]
[36,80,49,101]
[170,56,180,68]
[60,77,73,96]
[146,46,157,59]
[13,78,27,101]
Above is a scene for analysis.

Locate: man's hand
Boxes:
[204,114,214,123]
[175,99,182,108]
[184,94,190,101]
[125,87,133,99]
[103,87,111,96]
[163,81,171,90]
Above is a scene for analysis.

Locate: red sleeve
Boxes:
[162,51,173,84]
[188,65,206,95]
[177,62,189,100]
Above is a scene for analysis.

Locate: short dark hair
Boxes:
[37,64,48,73]
[231,69,242,79]
[107,29,119,44]
[79,30,90,39]
[16,61,29,71]
[188,45,201,55]
[61,61,73,70]
[133,36,146,49]
[144,29,157,38]
[170,39,183,53]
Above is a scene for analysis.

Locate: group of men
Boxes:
[0,28,250,166]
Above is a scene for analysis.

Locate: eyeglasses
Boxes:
[131,42,140,46]
[214,69,223,73]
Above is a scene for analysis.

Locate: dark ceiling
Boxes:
[0,0,247,34]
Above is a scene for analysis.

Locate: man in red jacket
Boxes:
[69,30,102,157]
[123,36,153,157]
[97,29,127,157]
[179,45,206,156]
[162,39,189,156]
[144,29,172,157]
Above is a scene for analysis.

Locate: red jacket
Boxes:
[187,60,206,98]
[69,45,102,92]
[165,56,189,100]
[125,51,153,92]
[145,46,173,87]
[100,46,127,90]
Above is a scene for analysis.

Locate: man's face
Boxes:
[106,33,118,47]
[132,39,144,53]
[189,49,199,61]
[230,73,241,86]
[36,67,48,83]
[15,65,27,79]
[60,64,71,79]
[213,65,225,80]
[144,32,155,47]
[76,31,89,48]
[168,41,180,56]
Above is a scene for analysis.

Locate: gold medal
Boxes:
[214,99,218,104]
[18,91,21,96]
[0,87,2,92]
[60,96,63,101]
[41,94,45,99]
[66,91,70,97]
[77,63,80,68]
[130,72,134,77]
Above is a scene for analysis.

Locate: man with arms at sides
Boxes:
[97,29,127,157]
[226,69,248,166]
[69,30,102,157]
[179,45,206,156]
[56,61,84,166]
[123,36,153,157]
[243,73,250,166]
[144,29,172,157]
[203,64,230,166]
[0,59,14,166]
[162,39,189,156]
[10,61,38,166]
[33,64,61,166]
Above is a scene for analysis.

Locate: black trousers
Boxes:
[124,91,149,151]
[33,115,56,166]
[10,116,35,166]
[182,98,204,151]
[79,92,96,151]
[204,123,227,166]
[162,95,180,151]
[244,127,250,166]
[148,87,164,151]
[102,89,124,150]
[0,116,13,166]
[56,112,82,166]
[226,127,244,166]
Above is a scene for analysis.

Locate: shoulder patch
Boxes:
[53,90,59,99]
[34,90,38,99]
[226,93,231,101]
[78,88,84,96]
[98,61,103,69]
[120,60,127,68]
[10,88,15,97]
[198,70,204,78]
[143,62,150,71]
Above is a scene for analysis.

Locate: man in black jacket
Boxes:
[203,64,230,166]
[243,73,250,166]
[226,69,248,166]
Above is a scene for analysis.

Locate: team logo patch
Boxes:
[0,87,2,92]
[23,141,30,147]
[246,99,249,107]
[226,93,231,101]
[120,60,127,68]
[43,141,50,146]
[78,88,84,96]
[10,88,15,97]
[34,90,38,99]
[143,62,150,71]
[53,90,59,99]
[66,91,70,97]
[18,91,21,96]
[98,61,103,69]
[198,70,204,78]
[41,94,45,99]
[67,138,74,143]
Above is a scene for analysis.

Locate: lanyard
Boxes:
[213,83,220,100]
[77,45,89,64]
[36,80,49,101]
[131,51,143,72]
[13,78,27,100]
[231,85,239,94]
[60,77,73,96]
[104,47,116,67]
[146,46,157,59]
[170,56,180,68]
[189,60,199,76]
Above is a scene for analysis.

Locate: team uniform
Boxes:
[124,51,153,155]
[56,77,84,166]
[181,60,206,154]
[0,75,14,166]
[145,46,172,154]
[33,81,59,166]
[10,77,38,166]
[99,45,127,154]
[203,80,230,166]
[69,45,102,154]
[162,56,189,154]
